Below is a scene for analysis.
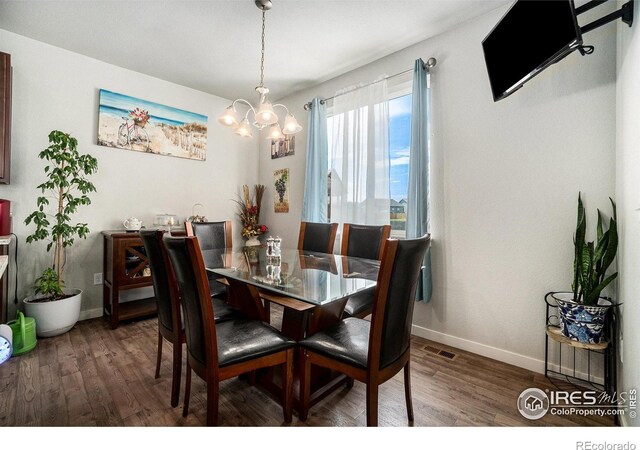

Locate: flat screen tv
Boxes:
[482,0,583,102]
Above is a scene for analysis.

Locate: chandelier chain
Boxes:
[259,10,266,88]
[218,1,301,138]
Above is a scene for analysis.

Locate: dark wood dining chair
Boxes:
[298,234,431,426]
[185,220,232,250]
[340,223,391,319]
[298,221,339,254]
[164,235,295,426]
[140,230,242,408]
[185,220,232,297]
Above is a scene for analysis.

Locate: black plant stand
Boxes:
[544,292,617,398]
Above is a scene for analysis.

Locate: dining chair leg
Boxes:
[298,348,311,421]
[404,360,414,422]
[182,361,192,418]
[170,341,182,408]
[206,382,220,426]
[282,348,293,423]
[366,383,379,427]
[346,377,355,388]
[155,330,163,379]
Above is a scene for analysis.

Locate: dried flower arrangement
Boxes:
[234,184,267,239]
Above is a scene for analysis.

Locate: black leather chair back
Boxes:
[140,230,175,332]
[375,235,431,370]
[191,221,229,251]
[300,222,337,254]
[344,224,389,261]
[164,236,212,366]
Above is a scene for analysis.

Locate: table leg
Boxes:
[226,278,268,322]
[281,308,310,341]
[307,299,348,336]
[259,297,351,411]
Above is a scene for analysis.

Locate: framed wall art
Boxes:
[270,135,295,159]
[274,168,289,213]
[97,89,208,161]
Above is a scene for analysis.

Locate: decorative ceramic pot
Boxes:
[245,236,261,246]
[552,292,612,344]
[24,289,82,338]
[123,217,142,231]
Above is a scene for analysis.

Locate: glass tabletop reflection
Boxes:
[202,246,379,306]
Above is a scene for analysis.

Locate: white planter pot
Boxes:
[24,289,82,338]
[245,236,261,246]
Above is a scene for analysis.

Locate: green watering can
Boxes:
[7,311,37,356]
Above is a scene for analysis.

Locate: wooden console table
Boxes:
[102,230,156,329]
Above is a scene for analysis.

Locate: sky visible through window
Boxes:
[389,94,412,202]
[326,93,411,235]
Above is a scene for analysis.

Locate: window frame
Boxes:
[325,73,413,117]
[325,73,414,234]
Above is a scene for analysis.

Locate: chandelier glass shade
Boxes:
[218,0,302,139]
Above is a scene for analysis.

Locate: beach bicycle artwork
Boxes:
[98,89,208,161]
[117,107,151,151]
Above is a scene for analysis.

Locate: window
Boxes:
[326,81,412,238]
[388,93,412,238]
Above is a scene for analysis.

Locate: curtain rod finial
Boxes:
[425,57,437,68]
[304,99,325,110]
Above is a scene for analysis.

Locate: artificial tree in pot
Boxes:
[552,193,618,344]
[23,131,98,337]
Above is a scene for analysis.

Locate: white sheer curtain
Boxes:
[329,80,390,229]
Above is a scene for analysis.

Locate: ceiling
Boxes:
[0,0,508,101]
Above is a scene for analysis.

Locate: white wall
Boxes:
[0,29,257,319]
[259,6,617,372]
[616,0,639,427]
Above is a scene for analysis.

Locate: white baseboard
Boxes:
[79,308,103,321]
[411,324,604,385]
[411,324,545,373]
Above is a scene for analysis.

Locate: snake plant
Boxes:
[572,193,618,306]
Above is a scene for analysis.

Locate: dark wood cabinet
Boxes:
[0,52,12,184]
[102,230,157,329]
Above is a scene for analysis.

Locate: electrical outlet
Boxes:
[93,273,103,285]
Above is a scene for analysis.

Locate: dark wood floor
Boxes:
[0,307,615,427]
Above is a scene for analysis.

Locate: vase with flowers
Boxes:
[234,184,267,246]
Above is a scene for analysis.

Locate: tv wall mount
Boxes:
[577,0,633,32]
[576,0,634,54]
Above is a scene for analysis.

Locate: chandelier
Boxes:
[217,0,302,139]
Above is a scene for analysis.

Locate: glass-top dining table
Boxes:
[202,245,381,407]
[202,246,380,307]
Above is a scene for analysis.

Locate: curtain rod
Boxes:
[303,57,436,110]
